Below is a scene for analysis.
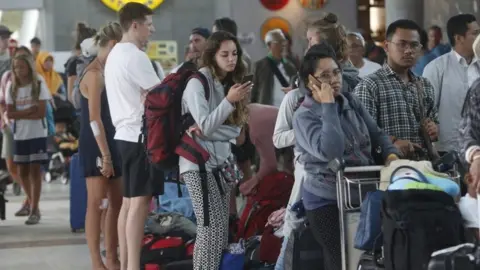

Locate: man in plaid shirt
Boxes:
[354,19,439,159]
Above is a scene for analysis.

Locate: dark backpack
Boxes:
[237,171,294,240]
[142,62,208,170]
[140,233,194,268]
[381,189,465,270]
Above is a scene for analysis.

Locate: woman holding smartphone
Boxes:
[292,43,399,270]
[181,31,251,270]
[78,22,123,270]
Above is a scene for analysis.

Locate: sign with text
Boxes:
[100,0,164,12]
[146,40,178,71]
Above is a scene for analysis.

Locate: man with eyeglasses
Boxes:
[423,14,480,160]
[354,19,439,160]
[0,25,12,79]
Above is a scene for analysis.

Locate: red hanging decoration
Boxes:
[260,0,289,11]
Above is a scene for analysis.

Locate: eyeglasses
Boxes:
[313,69,342,83]
[389,41,423,51]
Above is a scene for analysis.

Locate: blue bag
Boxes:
[157,172,196,223]
[46,101,55,136]
[220,242,245,270]
[354,190,384,251]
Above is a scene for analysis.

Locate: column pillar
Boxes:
[385,0,424,27]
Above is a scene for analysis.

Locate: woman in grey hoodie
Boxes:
[181,31,251,270]
[293,43,399,270]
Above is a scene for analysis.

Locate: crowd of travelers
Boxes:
[3,2,480,270]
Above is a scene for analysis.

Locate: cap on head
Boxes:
[191,27,211,40]
[0,25,12,37]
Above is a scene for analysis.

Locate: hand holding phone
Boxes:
[308,74,334,103]
[97,156,115,178]
[241,74,254,84]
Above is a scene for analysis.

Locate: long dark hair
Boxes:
[201,31,248,126]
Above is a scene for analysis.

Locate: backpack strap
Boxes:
[188,72,210,101]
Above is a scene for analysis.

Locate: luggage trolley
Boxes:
[331,157,462,270]
[332,159,384,270]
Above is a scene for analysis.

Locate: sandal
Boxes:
[14,202,30,217]
[25,210,41,225]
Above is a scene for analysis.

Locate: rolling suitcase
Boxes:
[69,153,87,232]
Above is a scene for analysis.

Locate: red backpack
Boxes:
[141,234,194,269]
[237,171,294,240]
[142,62,210,170]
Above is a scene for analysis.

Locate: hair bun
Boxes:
[324,13,338,24]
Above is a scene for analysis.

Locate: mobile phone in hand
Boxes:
[96,157,102,169]
[242,74,254,84]
[308,74,323,89]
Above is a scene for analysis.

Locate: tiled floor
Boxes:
[0,181,91,270]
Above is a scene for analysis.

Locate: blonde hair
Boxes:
[94,22,123,47]
[11,54,41,105]
[307,13,348,62]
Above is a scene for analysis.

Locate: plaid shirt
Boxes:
[354,64,438,150]
[459,78,480,164]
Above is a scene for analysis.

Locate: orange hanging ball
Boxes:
[261,17,292,43]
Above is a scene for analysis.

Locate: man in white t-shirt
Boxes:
[347,32,382,77]
[104,3,161,270]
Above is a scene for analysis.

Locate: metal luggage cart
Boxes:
[332,159,462,270]
[334,162,385,270]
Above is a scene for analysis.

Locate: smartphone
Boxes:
[96,157,102,169]
[308,74,323,88]
[242,74,254,84]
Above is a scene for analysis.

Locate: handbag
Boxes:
[354,190,385,251]
[220,241,245,270]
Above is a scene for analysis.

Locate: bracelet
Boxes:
[473,154,480,162]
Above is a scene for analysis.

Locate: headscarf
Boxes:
[35,51,62,95]
[473,34,480,60]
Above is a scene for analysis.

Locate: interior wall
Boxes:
[231,0,358,62]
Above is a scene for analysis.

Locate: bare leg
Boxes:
[86,176,108,269]
[16,164,31,203]
[105,178,122,270]
[118,198,130,270]
[126,196,151,270]
[29,164,42,212]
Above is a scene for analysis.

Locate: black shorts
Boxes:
[116,140,164,198]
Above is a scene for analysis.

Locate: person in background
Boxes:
[355,19,439,160]
[293,43,399,270]
[0,46,35,217]
[251,29,296,107]
[104,3,161,269]
[346,32,381,77]
[65,23,97,103]
[306,13,361,93]
[30,37,41,60]
[36,52,65,99]
[283,31,301,69]
[423,14,480,157]
[212,17,253,73]
[79,22,123,270]
[363,31,387,65]
[181,31,248,269]
[412,29,430,75]
[428,25,451,56]
[0,25,12,79]
[6,54,50,225]
[170,27,210,73]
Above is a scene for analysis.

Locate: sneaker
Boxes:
[25,211,40,225]
[14,203,30,217]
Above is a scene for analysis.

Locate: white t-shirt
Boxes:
[5,80,51,140]
[104,42,161,142]
[358,58,382,78]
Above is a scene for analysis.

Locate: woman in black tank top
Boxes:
[78,22,123,270]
